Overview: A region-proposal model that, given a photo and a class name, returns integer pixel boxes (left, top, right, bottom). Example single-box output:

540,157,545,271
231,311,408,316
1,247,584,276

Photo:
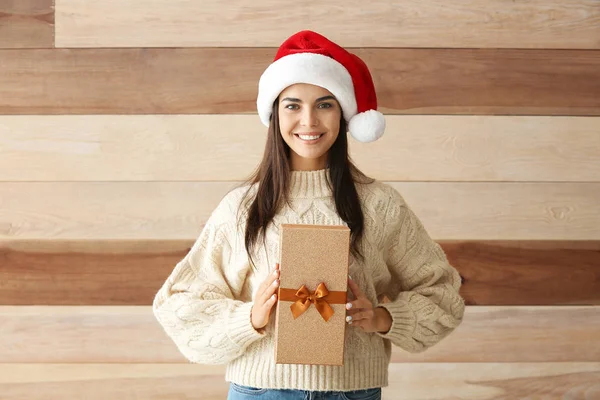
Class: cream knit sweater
153,168,465,391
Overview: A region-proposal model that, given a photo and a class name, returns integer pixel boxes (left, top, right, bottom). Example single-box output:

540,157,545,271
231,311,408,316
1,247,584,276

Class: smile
294,133,325,142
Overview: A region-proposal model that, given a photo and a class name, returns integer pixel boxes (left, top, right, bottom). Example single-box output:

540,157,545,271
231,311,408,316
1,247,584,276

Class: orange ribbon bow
278,282,347,322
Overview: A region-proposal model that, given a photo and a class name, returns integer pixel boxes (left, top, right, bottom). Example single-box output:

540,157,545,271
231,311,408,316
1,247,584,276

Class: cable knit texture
153,168,465,391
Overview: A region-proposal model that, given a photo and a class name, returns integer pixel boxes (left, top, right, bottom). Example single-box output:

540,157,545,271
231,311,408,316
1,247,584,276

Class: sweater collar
289,168,332,199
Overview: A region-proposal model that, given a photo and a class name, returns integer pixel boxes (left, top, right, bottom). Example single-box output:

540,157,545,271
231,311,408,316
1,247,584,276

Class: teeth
298,134,322,140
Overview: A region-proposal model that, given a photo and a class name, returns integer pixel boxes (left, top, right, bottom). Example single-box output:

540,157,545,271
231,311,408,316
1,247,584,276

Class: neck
289,153,328,171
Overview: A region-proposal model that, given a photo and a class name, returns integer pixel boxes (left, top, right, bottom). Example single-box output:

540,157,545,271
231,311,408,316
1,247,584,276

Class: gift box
274,224,350,366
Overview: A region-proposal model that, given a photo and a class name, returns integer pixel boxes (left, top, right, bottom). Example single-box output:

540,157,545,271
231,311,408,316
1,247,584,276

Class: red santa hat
257,30,386,143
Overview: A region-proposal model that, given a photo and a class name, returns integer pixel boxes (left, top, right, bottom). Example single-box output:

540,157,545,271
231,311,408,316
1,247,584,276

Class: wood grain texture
54,0,600,49
394,306,600,363
0,0,54,48
1,182,599,240
385,363,600,400
1,49,599,115
2,115,599,182
1,306,598,363
0,240,186,305
0,181,236,240
2,240,600,306
445,241,600,306
0,364,229,400
1,363,599,399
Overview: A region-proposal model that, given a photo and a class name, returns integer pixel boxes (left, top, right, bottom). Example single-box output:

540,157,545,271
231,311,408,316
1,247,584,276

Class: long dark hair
236,98,374,268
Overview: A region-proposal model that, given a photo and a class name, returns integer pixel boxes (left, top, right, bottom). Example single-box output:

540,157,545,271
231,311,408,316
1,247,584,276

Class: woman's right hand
251,263,280,331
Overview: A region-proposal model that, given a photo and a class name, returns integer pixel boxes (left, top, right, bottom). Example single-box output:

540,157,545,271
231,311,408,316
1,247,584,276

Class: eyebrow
281,95,336,103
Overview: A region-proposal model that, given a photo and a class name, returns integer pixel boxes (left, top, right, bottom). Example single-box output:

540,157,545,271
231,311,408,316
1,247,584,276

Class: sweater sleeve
152,205,264,365
375,188,465,353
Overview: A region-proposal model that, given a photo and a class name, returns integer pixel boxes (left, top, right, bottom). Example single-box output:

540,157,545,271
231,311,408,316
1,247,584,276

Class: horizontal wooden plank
2,115,599,182
0,363,221,384
394,306,600,363
1,306,598,363
2,240,600,306
386,363,600,399
1,49,599,115
0,181,233,240
1,182,598,241
0,0,54,48
0,240,185,305
445,240,600,306
0,364,229,399
54,0,600,49
1,363,599,399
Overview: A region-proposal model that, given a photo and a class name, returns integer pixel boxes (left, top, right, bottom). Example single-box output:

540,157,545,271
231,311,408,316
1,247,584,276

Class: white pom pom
348,110,386,143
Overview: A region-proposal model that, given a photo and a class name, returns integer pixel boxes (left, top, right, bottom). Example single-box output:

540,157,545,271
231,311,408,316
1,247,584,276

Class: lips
294,132,325,142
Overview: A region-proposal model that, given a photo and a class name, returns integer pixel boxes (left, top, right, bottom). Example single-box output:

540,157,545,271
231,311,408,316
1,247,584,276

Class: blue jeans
227,383,382,400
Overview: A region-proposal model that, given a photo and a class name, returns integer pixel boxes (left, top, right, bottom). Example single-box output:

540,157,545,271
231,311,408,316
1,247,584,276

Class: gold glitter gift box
274,224,350,365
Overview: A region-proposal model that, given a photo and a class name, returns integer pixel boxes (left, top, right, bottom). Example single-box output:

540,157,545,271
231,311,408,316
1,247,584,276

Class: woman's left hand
345,276,392,333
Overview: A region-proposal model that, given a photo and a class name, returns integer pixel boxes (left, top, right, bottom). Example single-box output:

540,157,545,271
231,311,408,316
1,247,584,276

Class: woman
153,30,465,400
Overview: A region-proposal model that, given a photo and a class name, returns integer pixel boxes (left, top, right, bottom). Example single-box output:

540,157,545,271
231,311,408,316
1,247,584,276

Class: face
278,83,342,171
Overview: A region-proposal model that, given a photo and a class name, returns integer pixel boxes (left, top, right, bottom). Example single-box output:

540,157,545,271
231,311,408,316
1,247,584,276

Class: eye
285,104,299,110
318,102,333,109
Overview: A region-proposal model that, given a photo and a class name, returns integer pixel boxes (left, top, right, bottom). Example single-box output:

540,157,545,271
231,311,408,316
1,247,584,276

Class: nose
300,108,318,127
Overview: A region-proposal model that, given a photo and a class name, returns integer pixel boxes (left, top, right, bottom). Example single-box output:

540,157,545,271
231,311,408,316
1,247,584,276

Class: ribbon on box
278,282,347,322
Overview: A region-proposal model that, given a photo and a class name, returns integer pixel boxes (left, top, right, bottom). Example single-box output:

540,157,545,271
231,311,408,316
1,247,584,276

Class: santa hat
257,30,385,143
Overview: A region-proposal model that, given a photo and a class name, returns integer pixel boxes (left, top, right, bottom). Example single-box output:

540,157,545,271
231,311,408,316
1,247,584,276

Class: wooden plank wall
1,0,600,398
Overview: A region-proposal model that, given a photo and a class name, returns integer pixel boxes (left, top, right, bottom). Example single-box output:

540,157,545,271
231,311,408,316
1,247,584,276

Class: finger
350,319,365,329
256,265,278,304
265,292,277,311
345,297,371,312
346,308,360,316
258,264,279,297
259,274,279,307
346,308,367,317
347,276,364,300
348,310,373,322
254,292,278,328
346,316,366,330
346,304,370,315
265,263,281,307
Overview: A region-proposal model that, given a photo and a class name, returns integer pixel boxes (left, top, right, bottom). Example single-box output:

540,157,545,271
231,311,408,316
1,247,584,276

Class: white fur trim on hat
257,53,358,126
348,110,386,143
